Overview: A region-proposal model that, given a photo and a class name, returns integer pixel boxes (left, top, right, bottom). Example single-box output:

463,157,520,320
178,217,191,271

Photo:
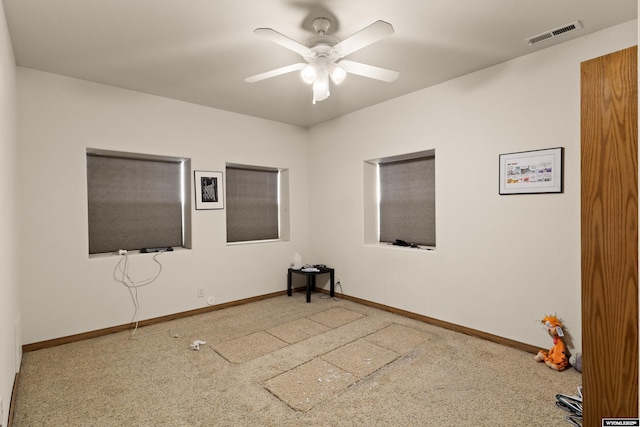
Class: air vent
525,20,583,46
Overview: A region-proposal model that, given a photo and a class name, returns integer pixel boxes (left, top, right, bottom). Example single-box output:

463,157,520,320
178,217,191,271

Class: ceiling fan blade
254,28,312,56
244,63,306,83
334,20,394,57
339,60,399,82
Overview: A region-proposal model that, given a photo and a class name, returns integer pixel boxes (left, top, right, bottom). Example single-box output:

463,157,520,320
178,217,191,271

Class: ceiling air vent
525,20,583,46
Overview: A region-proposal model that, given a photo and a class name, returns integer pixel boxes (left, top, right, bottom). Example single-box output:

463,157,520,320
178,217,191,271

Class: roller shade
379,156,435,246
87,154,182,254
226,166,278,242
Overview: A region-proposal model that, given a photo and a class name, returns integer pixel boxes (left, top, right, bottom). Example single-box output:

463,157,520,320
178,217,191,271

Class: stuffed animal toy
534,314,570,371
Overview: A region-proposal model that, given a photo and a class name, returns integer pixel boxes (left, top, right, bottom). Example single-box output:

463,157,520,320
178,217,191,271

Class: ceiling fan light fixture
329,64,346,84
301,64,316,84
312,70,330,104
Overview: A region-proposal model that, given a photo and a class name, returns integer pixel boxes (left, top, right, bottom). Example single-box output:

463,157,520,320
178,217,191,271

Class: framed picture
499,147,563,195
194,170,224,210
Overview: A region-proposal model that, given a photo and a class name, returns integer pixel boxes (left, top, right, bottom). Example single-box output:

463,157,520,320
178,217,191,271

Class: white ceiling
3,0,637,128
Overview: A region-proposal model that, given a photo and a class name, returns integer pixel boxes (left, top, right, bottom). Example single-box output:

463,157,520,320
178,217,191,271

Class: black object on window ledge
140,247,173,253
393,239,419,248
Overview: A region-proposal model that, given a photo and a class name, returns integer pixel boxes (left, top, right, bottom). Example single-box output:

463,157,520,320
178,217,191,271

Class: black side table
287,267,335,303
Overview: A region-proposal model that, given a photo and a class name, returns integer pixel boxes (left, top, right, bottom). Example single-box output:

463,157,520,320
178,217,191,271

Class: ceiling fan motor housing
304,44,341,63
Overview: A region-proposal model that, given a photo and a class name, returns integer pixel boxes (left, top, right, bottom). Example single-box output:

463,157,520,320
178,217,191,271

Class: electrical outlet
197,288,204,298
118,249,127,256
207,296,215,306
336,276,342,285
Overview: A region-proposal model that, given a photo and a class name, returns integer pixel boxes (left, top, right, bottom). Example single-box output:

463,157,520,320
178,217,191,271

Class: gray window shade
87,155,183,254
226,166,278,243
379,156,435,246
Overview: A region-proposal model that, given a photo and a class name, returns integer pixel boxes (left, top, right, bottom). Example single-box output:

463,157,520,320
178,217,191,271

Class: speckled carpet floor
13,293,582,426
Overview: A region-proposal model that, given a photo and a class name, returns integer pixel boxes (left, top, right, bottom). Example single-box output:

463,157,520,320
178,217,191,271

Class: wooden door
581,45,638,426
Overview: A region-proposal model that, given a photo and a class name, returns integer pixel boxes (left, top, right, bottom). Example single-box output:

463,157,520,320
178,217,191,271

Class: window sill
226,239,287,246
89,246,188,259
365,242,436,251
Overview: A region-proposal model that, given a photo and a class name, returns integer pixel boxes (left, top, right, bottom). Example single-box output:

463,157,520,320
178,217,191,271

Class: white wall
0,1,18,425
17,69,310,344
307,20,638,353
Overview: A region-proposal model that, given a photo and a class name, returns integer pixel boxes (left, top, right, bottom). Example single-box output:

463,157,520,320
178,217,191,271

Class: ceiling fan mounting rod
312,17,331,35
307,18,339,51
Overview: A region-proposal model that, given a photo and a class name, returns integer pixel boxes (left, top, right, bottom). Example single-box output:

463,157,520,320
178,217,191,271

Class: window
226,164,290,243
364,150,435,247
86,149,191,254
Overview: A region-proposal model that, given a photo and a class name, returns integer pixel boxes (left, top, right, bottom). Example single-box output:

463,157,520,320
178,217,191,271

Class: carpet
12,292,582,426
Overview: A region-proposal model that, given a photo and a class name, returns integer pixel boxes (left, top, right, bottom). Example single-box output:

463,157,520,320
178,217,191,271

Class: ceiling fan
244,17,399,104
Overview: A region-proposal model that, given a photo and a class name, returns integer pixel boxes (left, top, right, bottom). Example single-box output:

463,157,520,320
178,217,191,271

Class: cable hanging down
113,252,175,339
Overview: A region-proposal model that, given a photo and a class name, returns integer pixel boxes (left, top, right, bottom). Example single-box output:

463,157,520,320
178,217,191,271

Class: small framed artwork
499,147,563,195
194,170,224,210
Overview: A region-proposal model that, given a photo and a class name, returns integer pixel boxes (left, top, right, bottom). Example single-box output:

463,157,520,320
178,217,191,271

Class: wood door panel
581,46,638,426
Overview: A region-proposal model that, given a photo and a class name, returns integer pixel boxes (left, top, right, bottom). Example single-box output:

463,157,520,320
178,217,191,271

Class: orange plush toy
534,315,570,371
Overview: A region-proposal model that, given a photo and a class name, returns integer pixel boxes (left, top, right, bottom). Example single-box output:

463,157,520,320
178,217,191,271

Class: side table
287,267,335,303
